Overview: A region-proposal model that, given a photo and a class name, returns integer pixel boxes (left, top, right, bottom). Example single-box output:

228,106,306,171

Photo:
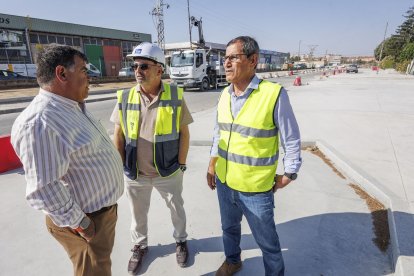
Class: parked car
118,67,135,77
86,63,101,77
346,64,358,73
0,70,36,80
87,70,100,78
293,63,307,70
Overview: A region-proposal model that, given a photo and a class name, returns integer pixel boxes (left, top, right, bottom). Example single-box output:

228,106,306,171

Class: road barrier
293,76,302,86
0,135,22,173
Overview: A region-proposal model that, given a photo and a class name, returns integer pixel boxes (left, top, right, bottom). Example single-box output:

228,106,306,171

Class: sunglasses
131,63,158,71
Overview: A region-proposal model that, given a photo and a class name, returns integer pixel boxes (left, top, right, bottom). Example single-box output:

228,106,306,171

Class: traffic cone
293,76,302,86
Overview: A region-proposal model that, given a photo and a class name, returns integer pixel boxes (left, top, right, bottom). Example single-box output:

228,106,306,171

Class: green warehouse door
84,45,106,76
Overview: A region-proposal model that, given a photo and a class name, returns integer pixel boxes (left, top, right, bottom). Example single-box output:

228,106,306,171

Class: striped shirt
11,89,124,228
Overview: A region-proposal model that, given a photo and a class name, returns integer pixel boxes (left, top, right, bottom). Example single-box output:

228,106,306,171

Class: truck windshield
171,53,194,67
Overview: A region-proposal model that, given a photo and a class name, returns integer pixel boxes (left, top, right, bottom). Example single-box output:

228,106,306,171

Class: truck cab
170,49,208,89
169,48,227,91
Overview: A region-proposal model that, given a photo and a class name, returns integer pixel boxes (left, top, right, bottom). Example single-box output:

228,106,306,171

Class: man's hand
76,217,96,242
272,174,292,193
207,157,218,190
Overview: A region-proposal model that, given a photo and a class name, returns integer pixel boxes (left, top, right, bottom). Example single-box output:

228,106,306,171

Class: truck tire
200,77,209,91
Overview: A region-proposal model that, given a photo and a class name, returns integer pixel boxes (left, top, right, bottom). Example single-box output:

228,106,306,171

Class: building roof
0,13,151,42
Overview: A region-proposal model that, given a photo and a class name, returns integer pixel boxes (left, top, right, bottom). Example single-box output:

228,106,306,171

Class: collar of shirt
136,82,165,106
228,74,261,98
39,88,82,111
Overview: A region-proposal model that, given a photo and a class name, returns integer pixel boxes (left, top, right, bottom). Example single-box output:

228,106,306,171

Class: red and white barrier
0,135,22,173
293,76,302,86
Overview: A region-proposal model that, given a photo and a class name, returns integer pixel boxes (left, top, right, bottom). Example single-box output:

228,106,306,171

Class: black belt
87,204,116,217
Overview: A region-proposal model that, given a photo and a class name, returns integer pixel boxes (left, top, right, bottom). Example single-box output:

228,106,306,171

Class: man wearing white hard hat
110,42,193,274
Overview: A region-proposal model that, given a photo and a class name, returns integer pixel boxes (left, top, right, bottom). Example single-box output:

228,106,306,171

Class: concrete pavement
1,68,413,275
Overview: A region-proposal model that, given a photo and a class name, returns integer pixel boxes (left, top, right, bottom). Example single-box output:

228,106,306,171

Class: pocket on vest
124,144,137,177
155,140,179,170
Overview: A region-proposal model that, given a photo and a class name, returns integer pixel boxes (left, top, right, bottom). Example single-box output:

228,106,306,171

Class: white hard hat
127,42,165,67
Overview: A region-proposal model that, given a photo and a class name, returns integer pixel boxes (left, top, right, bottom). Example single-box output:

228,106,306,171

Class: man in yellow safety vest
111,42,193,274
207,36,302,276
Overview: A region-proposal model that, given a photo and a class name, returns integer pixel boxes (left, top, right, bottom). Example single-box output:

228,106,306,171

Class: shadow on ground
134,212,411,275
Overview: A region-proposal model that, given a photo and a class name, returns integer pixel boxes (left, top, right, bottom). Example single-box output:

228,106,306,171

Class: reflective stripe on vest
216,80,282,192
117,83,183,179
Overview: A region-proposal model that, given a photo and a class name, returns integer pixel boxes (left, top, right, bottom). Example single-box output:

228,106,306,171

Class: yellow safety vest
216,80,282,192
117,83,183,179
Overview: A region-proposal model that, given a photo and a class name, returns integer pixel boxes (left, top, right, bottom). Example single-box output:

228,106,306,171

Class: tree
374,6,414,62
399,43,414,61
380,56,395,69
290,56,300,62
396,6,414,44
374,35,404,60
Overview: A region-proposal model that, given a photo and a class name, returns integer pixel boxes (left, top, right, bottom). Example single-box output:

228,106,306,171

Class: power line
173,0,257,40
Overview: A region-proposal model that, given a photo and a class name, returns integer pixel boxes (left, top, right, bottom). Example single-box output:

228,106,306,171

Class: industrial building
0,13,151,76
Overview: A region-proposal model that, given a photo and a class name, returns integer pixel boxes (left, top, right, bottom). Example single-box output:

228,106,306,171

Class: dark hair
36,44,88,85
226,36,259,57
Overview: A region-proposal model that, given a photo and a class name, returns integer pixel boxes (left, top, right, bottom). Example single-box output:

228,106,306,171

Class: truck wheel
200,77,209,91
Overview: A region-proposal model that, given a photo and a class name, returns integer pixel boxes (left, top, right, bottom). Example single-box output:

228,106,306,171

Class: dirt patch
349,183,390,252
305,146,346,179
305,146,390,252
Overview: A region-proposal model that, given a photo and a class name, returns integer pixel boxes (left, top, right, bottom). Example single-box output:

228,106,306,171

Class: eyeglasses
131,63,158,71
223,54,248,63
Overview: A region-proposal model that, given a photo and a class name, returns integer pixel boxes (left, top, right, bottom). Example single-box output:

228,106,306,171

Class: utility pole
298,40,302,60
187,0,193,49
151,0,169,50
378,21,388,63
308,44,318,62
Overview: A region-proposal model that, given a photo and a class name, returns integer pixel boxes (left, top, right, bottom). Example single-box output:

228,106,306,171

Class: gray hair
226,36,259,57
36,44,88,86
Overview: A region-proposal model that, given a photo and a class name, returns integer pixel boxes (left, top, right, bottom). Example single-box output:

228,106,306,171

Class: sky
2,0,413,56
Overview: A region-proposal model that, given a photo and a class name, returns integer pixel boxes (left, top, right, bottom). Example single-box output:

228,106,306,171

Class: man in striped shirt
11,44,124,276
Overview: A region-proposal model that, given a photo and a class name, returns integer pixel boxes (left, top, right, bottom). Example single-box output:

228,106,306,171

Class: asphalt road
0,71,324,136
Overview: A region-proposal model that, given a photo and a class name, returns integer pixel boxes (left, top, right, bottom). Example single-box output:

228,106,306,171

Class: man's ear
56,65,66,82
250,54,258,68
158,66,164,76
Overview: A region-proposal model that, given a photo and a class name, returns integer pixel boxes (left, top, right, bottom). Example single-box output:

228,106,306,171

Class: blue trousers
216,177,284,276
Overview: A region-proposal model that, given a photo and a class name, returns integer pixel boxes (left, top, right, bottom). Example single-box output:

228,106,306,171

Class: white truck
168,16,227,90
169,48,227,91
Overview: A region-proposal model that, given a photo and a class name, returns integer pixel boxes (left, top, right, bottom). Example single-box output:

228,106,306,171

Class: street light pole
187,0,193,49
298,40,302,60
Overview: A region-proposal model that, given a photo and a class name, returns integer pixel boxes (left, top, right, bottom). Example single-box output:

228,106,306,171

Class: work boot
215,260,242,276
176,241,188,267
128,245,148,275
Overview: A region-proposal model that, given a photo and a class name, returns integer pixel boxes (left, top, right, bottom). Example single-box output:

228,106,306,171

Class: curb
303,140,414,276
0,89,120,105
0,95,117,115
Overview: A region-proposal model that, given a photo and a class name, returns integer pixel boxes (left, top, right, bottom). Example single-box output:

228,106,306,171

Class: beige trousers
45,205,117,276
125,170,187,247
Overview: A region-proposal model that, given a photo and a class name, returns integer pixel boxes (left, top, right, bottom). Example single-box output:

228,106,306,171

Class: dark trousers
45,204,117,276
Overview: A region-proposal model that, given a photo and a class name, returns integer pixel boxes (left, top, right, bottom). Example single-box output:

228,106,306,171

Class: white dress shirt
11,89,124,228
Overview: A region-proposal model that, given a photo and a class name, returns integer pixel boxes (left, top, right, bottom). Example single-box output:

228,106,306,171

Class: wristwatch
179,164,187,172
75,216,91,232
284,172,298,181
